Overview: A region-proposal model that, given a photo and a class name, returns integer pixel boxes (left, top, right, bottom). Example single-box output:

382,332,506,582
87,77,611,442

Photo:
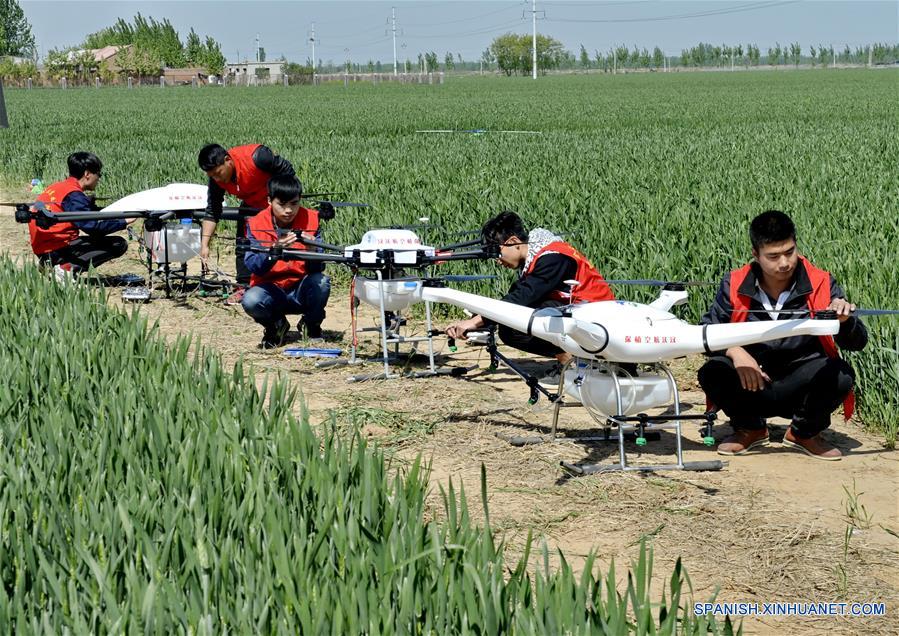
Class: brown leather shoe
717,428,769,456
782,429,842,461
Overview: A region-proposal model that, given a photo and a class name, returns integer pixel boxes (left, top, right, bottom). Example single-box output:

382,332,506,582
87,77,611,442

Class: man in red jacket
29,151,135,279
699,210,867,460
241,175,331,349
198,143,295,303
446,210,614,386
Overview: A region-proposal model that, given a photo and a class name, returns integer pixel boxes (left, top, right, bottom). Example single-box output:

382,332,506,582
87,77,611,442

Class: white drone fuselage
421,286,839,363
420,287,840,415
348,229,435,312
102,183,208,212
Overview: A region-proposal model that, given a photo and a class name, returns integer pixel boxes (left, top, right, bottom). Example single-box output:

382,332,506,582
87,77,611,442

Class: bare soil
2,204,896,635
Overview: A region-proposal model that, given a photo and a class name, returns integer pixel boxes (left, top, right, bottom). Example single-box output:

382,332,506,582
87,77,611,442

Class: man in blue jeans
242,175,331,348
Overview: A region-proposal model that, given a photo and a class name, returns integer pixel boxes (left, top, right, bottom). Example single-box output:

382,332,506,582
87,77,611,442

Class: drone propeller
301,191,343,199
606,279,715,287
732,308,899,318
436,238,484,252
314,201,370,208
392,274,497,284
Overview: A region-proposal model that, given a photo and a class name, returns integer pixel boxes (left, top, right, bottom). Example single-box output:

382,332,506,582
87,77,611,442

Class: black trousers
235,217,251,286
697,354,854,438
497,299,566,358
40,235,127,271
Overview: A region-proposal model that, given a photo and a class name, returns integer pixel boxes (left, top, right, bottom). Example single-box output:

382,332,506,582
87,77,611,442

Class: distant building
67,45,133,72
163,67,208,85
226,60,284,85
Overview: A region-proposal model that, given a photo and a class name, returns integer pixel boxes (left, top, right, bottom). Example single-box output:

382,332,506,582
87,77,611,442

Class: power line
401,3,521,28
545,0,803,24
403,18,527,40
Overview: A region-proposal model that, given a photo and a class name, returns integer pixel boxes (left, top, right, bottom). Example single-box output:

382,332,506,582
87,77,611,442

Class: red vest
729,256,854,419
29,177,83,254
247,206,320,289
524,241,614,303
215,144,270,211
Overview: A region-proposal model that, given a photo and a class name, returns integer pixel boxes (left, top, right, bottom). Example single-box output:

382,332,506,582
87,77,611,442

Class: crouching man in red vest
446,211,614,387
198,143,296,303
698,210,867,460
29,151,135,278
241,175,331,349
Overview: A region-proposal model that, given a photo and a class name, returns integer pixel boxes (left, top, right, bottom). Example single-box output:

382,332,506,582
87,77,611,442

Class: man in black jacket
446,211,613,386
699,210,867,460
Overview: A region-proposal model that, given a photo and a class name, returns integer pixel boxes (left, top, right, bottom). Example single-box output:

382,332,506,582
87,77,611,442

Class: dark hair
198,144,229,171
67,151,102,179
749,210,797,250
481,210,529,246
268,174,303,203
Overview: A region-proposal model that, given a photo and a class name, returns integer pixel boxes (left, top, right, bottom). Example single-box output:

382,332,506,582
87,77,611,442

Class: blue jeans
241,272,331,328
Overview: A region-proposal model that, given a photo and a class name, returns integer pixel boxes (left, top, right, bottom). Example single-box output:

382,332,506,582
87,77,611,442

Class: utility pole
309,23,316,80
531,0,537,79
391,7,398,76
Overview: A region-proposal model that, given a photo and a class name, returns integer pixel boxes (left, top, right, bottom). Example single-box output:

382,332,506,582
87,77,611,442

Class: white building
226,60,283,85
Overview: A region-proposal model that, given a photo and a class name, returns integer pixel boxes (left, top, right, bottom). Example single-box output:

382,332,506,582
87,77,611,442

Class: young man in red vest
198,143,296,303
241,175,331,349
28,151,135,279
698,210,867,460
446,210,614,386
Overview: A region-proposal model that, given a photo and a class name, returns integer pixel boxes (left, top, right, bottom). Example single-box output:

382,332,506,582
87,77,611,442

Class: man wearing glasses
28,151,136,280
445,210,614,386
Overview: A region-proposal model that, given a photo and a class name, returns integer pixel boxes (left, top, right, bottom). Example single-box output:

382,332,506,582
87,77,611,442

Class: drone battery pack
143,224,201,264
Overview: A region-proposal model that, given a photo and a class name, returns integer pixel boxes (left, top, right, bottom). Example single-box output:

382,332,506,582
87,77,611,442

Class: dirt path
2,204,896,634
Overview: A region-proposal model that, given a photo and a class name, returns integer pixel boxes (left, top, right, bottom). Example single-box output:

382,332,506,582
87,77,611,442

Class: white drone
416,285,853,474
254,227,496,381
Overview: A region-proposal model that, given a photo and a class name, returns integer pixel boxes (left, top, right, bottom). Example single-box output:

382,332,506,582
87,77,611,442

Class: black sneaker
260,318,289,349
297,318,325,342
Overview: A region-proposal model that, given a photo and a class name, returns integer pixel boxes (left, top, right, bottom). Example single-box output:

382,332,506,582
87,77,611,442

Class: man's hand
200,219,217,265
275,231,298,248
446,317,480,340
727,346,771,392
125,217,138,226
828,298,855,322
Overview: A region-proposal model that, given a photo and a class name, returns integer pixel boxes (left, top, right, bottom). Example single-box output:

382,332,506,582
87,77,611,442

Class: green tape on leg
635,437,647,447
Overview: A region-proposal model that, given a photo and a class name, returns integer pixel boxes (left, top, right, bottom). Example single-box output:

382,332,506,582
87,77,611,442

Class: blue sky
21,1,898,64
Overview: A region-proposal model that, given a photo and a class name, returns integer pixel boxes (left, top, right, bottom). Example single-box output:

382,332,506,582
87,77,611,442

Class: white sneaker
53,264,76,283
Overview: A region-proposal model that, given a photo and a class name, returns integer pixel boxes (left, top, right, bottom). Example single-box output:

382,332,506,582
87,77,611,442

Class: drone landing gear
321,272,472,381
484,330,724,474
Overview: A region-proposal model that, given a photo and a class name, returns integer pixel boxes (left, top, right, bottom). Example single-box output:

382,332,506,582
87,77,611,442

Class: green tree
489,33,524,76
0,0,35,57
579,44,590,70
652,47,664,69
201,36,226,77
185,28,203,66
790,41,801,66
444,51,454,71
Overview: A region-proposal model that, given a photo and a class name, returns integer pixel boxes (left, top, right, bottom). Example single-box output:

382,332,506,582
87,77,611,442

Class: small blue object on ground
282,348,342,358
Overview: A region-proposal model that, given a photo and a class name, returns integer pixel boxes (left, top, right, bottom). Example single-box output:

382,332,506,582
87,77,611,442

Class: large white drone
15,183,354,299
417,283,894,474
252,228,496,381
